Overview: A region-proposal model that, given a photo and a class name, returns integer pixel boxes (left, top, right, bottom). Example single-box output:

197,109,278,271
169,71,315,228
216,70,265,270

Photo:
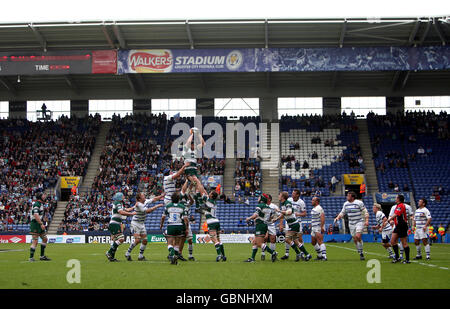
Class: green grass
0,242,449,289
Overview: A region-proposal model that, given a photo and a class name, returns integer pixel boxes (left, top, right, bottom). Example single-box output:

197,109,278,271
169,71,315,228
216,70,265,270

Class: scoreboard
0,50,116,75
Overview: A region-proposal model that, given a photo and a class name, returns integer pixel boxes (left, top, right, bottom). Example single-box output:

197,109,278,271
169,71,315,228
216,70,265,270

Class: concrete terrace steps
356,119,379,194
47,201,68,234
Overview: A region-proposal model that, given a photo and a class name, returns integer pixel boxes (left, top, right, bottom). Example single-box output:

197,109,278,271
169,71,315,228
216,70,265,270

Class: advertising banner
86,235,134,244
376,192,411,204
343,174,365,185
118,46,450,74
0,50,117,76
200,175,222,189
60,176,81,189
196,233,254,244
0,235,26,243
26,235,85,244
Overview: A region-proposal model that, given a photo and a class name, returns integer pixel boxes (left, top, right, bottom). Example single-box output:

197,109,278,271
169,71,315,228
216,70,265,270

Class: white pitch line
327,244,449,271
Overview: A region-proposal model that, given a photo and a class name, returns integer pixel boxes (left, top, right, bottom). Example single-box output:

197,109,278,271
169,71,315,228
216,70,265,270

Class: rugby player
105,192,136,262
280,189,306,260
245,193,278,263
203,190,227,262
182,129,208,196
372,203,395,259
279,191,311,261
334,191,369,260
260,194,279,261
29,192,51,262
160,192,189,265
163,163,188,206
388,199,413,259
310,197,327,261
125,192,165,261
178,180,196,261
413,198,432,260
387,195,411,263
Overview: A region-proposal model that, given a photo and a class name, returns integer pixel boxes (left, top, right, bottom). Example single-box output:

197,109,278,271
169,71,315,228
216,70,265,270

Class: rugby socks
188,243,193,257
251,246,258,259
139,244,146,258
261,243,273,254
30,246,36,259
40,243,46,257
425,244,431,258
404,246,410,261
284,242,290,256
386,247,394,256
314,243,322,257
215,243,222,256
320,244,327,259
108,240,121,257
126,242,137,256
168,245,175,257
174,246,180,256
298,242,309,255
356,241,363,255
261,245,266,256
290,242,301,254
269,243,276,252
416,244,422,256
398,242,404,258
393,244,399,259
219,243,225,257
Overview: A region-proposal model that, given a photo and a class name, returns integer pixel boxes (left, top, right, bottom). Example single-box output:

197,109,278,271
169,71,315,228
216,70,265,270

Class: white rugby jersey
376,211,392,232
163,175,176,201
311,205,324,229
132,198,155,224
414,207,432,229
340,199,366,226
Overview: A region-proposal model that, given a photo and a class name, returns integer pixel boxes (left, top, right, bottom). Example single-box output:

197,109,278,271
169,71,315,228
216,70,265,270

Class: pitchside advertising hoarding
118,46,450,74
0,50,116,75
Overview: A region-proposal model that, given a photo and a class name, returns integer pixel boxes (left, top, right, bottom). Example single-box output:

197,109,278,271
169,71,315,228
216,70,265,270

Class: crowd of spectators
234,158,261,199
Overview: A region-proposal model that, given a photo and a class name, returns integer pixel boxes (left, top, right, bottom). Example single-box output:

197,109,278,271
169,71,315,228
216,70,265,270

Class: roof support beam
346,20,415,34
391,71,401,91
346,32,405,43
0,77,17,96
408,20,420,46
126,74,138,94
339,20,347,47
112,24,127,49
64,75,79,94
265,19,269,48
186,21,194,49
419,19,432,45
28,23,47,52
101,24,116,49
433,18,447,46
401,71,411,89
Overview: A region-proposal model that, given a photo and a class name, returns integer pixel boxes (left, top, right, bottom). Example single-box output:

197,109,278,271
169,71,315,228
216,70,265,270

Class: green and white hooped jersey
255,203,275,225
182,145,200,169
288,197,306,222
109,201,124,225
164,202,188,226
204,198,219,224
30,201,43,223
281,200,298,227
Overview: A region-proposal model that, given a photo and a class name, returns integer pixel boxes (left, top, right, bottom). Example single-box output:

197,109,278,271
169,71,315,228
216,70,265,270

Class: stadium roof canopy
0,17,449,100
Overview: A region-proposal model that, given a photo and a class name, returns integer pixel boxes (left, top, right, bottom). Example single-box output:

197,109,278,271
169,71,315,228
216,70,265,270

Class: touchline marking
327,244,449,271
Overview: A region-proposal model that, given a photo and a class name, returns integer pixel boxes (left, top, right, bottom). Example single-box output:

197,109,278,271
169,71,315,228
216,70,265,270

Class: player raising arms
178,180,196,261
413,198,432,260
279,191,312,261
372,203,395,259
261,194,279,261
280,189,306,260
160,192,189,265
245,193,278,263
203,190,227,262
29,192,51,262
387,194,411,264
334,191,369,260
311,197,327,261
163,163,188,206
125,192,165,261
106,192,136,262
182,128,208,196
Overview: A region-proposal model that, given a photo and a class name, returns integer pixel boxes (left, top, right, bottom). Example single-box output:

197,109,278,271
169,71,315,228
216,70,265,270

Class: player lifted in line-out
310,197,327,261
163,163,188,206
245,193,278,262
372,203,395,259
387,194,411,264
279,191,312,261
125,192,165,261
280,189,307,260
160,192,190,265
106,192,136,262
261,194,279,261
178,180,197,261
29,192,51,262
182,128,208,196
334,191,369,260
388,199,413,260
413,198,432,260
